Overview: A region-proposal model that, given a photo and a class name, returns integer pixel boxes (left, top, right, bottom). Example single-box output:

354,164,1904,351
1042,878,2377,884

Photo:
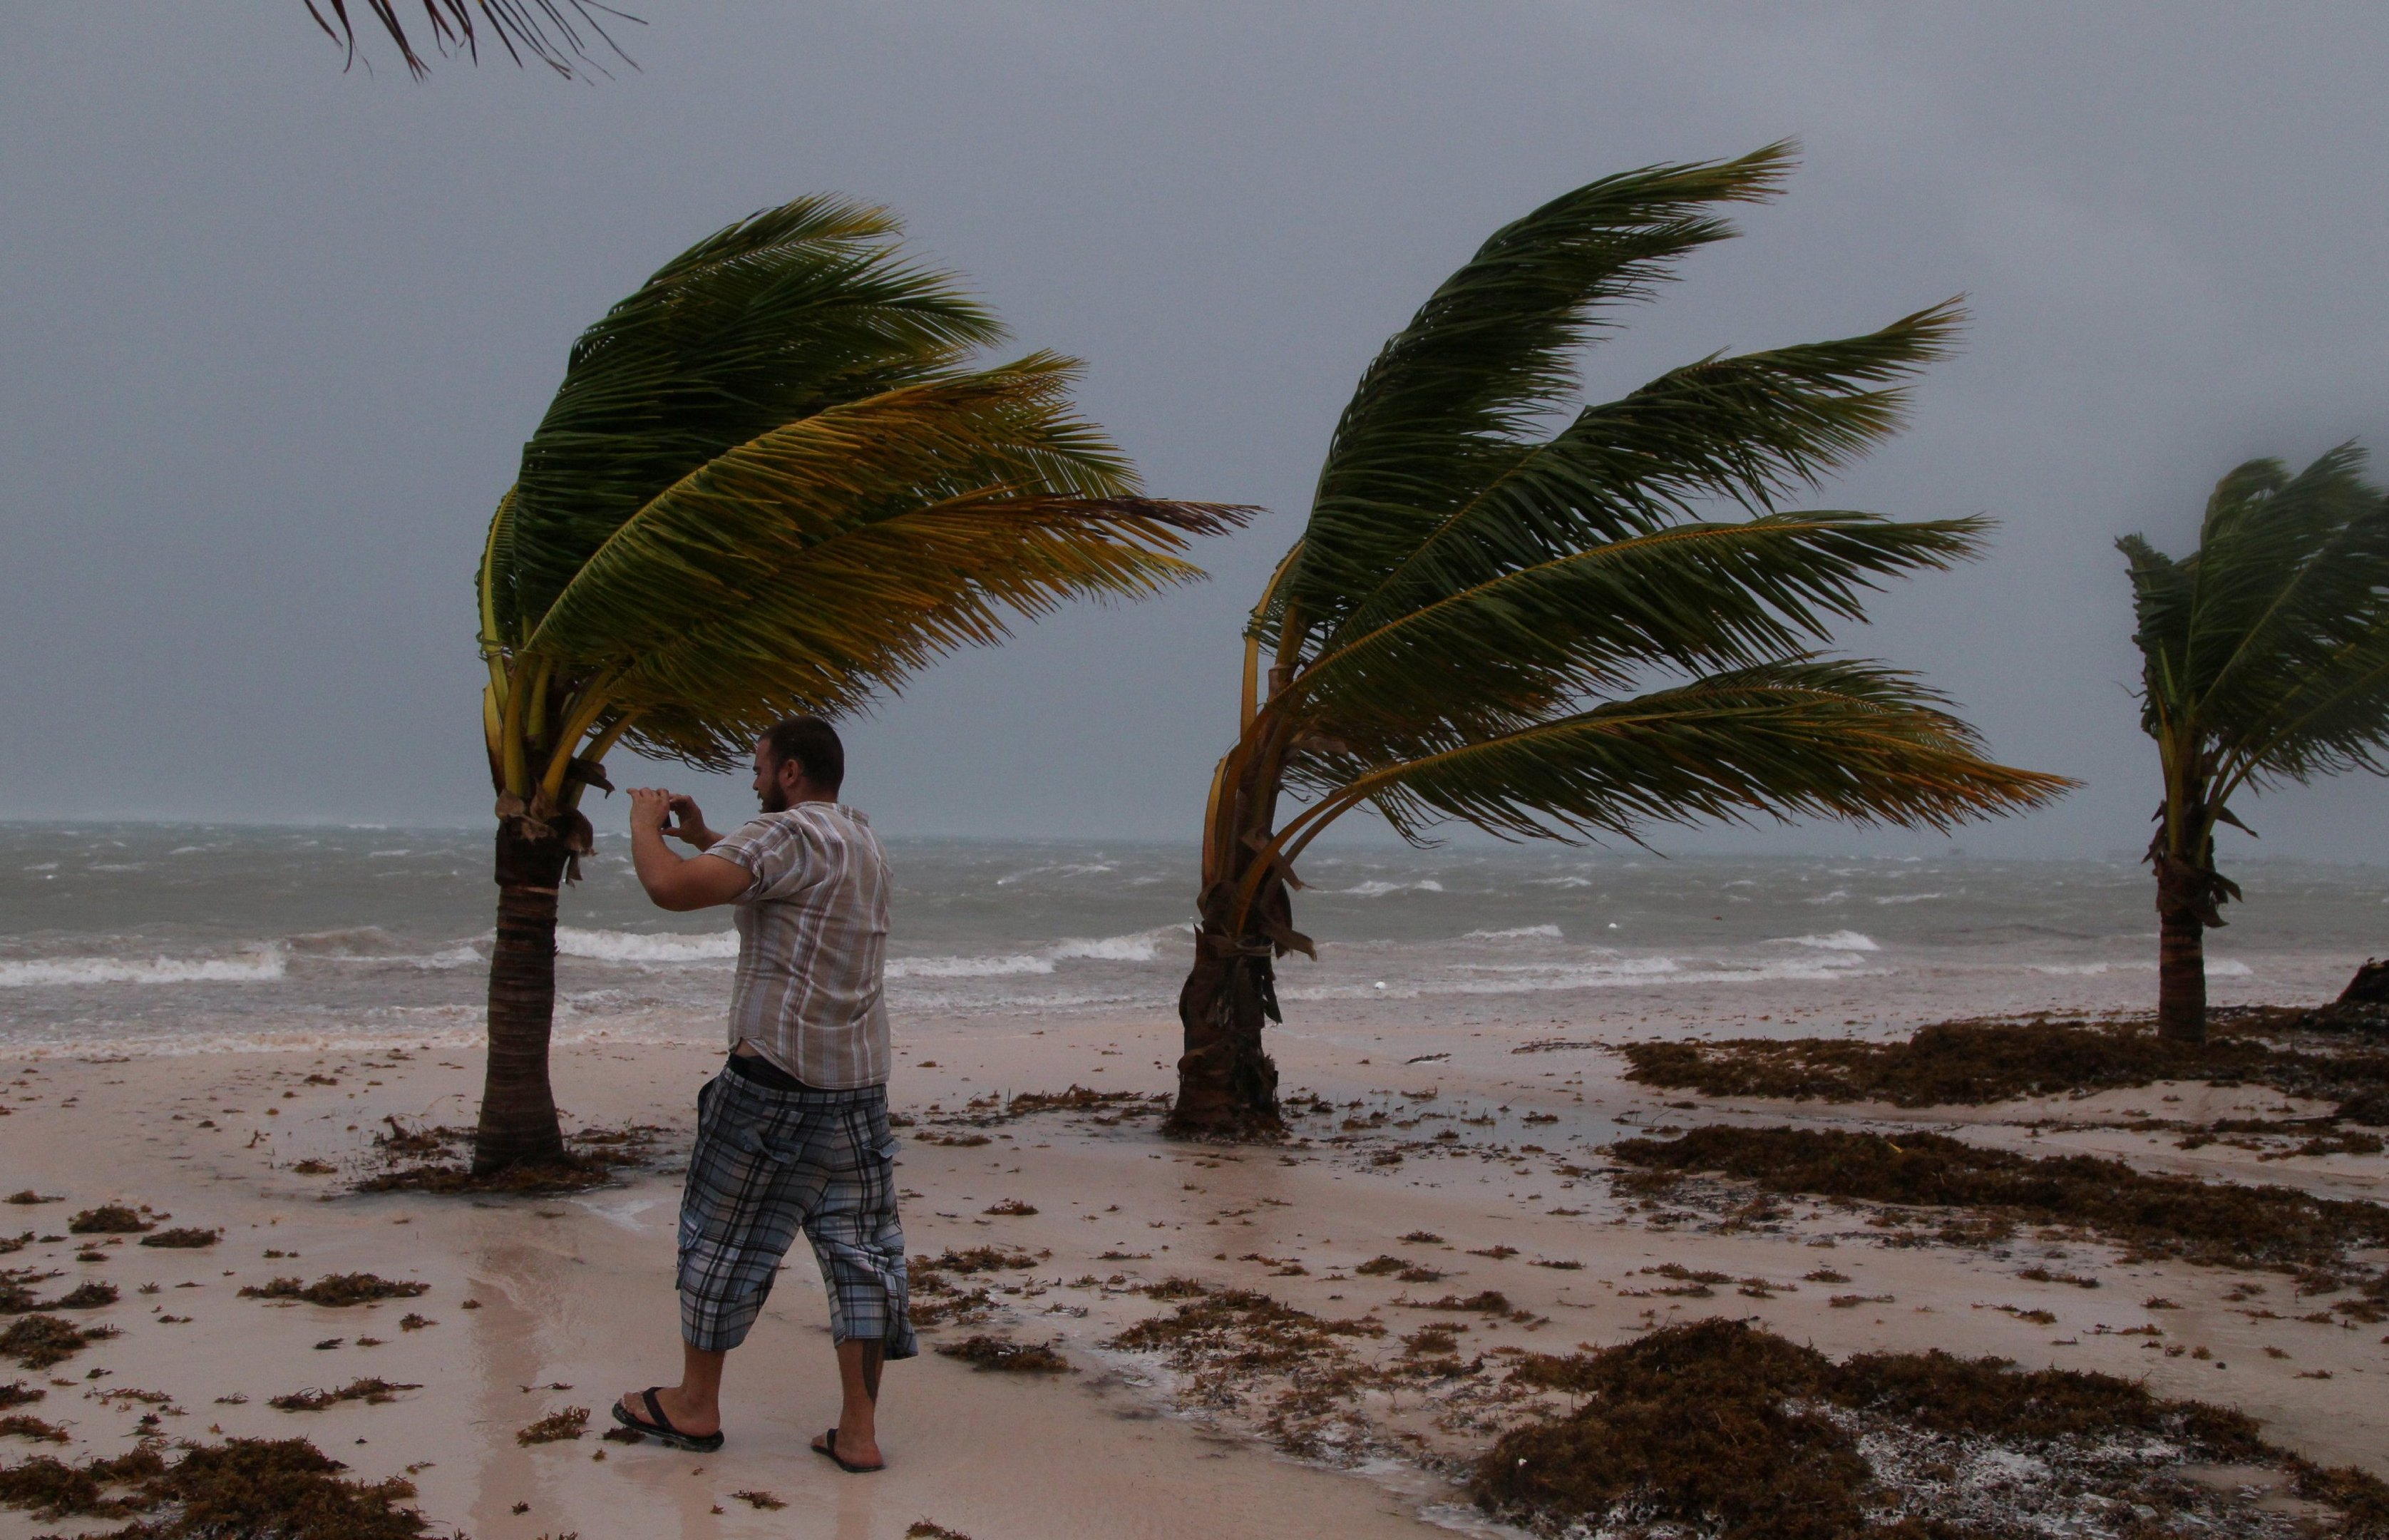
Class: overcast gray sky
4,3,2388,861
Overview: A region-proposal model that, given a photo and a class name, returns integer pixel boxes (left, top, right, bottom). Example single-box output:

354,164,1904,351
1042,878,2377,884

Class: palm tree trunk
2154,855,2209,1045
1168,929,1283,1136
473,822,572,1171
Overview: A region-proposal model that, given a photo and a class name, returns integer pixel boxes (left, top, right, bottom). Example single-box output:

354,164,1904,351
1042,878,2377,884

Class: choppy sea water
4,823,2387,1057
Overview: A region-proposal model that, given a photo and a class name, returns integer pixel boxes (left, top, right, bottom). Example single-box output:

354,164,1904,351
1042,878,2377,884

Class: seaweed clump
1611,1125,2389,1280
353,1121,655,1196
0,1314,119,1370
1107,1285,1389,1456
906,1246,1050,1331
934,1335,1072,1373
67,1206,153,1235
1620,1018,2301,1106
0,1437,426,1536
138,1228,221,1249
515,1407,589,1445
238,1275,429,1308
1477,1318,2384,1540
267,1378,421,1412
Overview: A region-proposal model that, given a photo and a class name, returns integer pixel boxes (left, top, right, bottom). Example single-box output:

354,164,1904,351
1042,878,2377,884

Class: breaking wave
555,928,739,963
0,948,287,987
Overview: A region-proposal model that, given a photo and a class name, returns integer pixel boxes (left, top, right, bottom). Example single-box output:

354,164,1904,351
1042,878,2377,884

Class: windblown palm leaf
304,0,638,79
2120,445,2389,1040
1172,145,2068,1134
468,196,1245,1171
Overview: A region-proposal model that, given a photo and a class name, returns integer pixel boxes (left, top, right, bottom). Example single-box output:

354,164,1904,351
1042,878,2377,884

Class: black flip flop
610,1388,725,1452
811,1427,883,1474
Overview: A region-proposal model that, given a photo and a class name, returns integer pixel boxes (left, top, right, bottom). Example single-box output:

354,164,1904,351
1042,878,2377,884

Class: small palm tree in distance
2120,446,2389,1043
1171,143,2072,1136
473,196,1246,1172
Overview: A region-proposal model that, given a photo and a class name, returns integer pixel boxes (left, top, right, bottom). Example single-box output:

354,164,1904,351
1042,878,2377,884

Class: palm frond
1296,659,2070,847
1280,143,1799,647
2184,447,2389,725
520,359,1250,768
304,0,639,80
2123,446,2389,795
498,197,1005,631
1284,513,1985,749
1310,303,1964,644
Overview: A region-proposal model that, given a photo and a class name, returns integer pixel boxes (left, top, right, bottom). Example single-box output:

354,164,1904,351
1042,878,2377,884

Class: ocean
3,822,2385,1059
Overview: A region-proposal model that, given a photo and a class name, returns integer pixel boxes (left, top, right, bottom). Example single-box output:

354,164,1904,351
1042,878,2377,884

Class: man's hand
627,789,750,912
628,786,673,833
665,793,720,850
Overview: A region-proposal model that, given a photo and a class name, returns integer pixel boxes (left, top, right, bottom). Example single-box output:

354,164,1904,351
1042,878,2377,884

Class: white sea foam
1049,926,1187,963
886,953,1053,978
1283,951,1884,1002
1335,879,1447,897
0,947,287,987
2026,958,2249,977
995,862,1118,885
888,927,1185,978
1872,893,1945,905
1779,930,1880,952
554,927,739,963
1464,925,1563,940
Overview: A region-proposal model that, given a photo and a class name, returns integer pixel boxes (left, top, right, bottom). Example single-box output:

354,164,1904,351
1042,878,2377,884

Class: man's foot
811,1426,883,1473
612,1387,724,1452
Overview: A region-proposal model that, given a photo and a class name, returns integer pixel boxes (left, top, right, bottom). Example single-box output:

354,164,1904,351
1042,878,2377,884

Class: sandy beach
4,995,2385,1539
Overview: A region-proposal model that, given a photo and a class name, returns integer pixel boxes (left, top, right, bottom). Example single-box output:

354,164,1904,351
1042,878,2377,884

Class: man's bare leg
810,1339,884,1467
617,1340,726,1437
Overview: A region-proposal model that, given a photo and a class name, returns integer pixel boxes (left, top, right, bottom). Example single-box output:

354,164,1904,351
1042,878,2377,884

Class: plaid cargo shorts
675,1061,916,1358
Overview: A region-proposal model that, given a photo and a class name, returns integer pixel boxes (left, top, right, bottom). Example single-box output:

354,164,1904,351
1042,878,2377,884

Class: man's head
751,717,845,813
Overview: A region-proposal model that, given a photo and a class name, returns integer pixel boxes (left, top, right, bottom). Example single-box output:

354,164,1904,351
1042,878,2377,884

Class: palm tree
1170,144,2071,1136
473,196,1244,1171
2120,446,2389,1044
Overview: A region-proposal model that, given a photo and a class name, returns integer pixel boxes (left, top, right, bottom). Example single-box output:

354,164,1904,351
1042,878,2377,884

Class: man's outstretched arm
628,788,751,912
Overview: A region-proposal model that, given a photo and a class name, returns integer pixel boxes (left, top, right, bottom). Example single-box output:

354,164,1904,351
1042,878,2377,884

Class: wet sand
3,1006,2385,1539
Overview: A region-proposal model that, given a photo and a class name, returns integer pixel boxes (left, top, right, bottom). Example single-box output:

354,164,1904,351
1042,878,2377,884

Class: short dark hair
760,716,844,794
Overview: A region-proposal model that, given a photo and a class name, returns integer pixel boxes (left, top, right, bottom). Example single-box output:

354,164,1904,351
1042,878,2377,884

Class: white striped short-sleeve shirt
706,804,891,1089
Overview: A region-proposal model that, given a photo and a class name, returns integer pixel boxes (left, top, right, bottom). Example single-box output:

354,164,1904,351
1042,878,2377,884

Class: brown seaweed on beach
354,1121,651,1196
44,1280,117,1310
238,1274,429,1308
0,1415,67,1443
1622,1015,2389,1108
0,1436,426,1535
914,1246,1041,1275
515,1407,589,1444
3,1194,60,1207
1612,1125,2389,1281
1108,1285,1392,1457
268,1378,421,1412
353,1156,614,1196
934,1335,1072,1373
67,1205,153,1235
138,1228,221,1249
0,1383,43,1410
0,1314,118,1370
1478,1318,2389,1539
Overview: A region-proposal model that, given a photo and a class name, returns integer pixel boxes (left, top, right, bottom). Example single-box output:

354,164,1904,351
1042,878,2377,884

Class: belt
727,1050,816,1094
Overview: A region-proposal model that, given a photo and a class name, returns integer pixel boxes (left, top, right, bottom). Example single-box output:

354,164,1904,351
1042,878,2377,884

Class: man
610,716,908,1474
